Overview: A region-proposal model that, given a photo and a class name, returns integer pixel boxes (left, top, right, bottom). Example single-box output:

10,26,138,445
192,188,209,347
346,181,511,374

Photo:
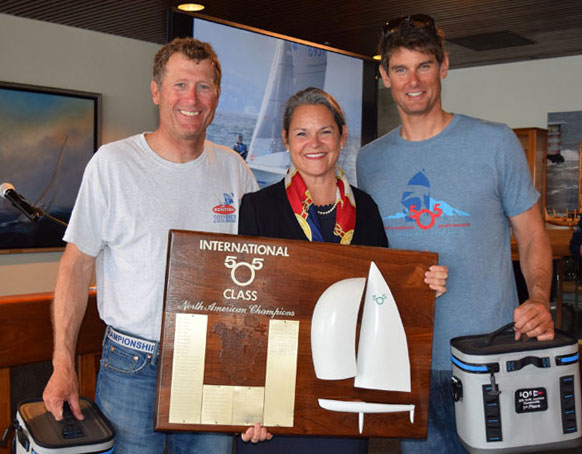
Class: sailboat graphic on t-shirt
385,170,470,230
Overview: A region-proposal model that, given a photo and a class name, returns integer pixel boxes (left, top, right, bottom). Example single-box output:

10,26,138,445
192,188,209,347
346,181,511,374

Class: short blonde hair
153,37,221,89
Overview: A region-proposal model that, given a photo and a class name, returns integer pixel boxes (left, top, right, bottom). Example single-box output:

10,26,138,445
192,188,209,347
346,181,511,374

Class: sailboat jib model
311,261,414,433
355,262,410,392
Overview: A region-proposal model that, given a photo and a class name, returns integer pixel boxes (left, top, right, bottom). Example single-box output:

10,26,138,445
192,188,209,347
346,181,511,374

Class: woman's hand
241,423,273,444
425,265,448,298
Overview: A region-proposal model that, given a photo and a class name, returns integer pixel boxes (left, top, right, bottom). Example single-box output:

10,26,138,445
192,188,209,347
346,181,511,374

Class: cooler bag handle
482,322,515,347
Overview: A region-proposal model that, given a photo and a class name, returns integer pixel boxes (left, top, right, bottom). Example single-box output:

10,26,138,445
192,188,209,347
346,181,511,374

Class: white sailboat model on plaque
311,261,415,433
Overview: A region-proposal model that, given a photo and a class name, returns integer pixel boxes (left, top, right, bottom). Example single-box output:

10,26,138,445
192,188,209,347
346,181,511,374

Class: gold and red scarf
284,164,356,244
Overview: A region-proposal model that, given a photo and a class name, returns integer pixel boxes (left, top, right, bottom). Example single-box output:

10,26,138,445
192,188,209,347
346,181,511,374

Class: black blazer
238,179,388,247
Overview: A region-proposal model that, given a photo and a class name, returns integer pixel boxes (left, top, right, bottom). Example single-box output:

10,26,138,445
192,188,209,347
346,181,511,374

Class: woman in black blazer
238,88,448,453
238,176,388,247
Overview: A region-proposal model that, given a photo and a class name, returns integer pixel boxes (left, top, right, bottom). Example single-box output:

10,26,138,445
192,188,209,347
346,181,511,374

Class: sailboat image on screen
311,261,415,433
248,40,327,186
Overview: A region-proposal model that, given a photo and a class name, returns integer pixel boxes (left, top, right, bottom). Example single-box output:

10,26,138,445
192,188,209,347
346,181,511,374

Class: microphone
0,182,42,222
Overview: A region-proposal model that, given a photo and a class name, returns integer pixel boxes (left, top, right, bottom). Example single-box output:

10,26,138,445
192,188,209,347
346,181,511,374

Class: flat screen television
169,10,377,186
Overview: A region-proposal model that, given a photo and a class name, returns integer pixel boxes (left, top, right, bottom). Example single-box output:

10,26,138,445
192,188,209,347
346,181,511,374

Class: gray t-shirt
356,114,539,369
65,133,258,340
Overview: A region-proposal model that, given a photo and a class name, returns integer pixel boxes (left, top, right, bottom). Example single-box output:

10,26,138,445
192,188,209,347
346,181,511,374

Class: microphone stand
42,211,68,228
1,182,68,228
3,203,68,228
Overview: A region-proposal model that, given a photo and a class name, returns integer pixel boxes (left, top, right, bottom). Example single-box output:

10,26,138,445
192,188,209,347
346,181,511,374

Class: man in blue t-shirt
357,14,554,453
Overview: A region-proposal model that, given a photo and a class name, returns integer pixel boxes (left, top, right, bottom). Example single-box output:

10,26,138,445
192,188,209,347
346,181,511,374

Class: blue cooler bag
450,323,581,453
14,398,115,454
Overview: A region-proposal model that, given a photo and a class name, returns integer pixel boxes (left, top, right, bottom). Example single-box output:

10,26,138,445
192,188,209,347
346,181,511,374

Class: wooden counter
0,291,104,454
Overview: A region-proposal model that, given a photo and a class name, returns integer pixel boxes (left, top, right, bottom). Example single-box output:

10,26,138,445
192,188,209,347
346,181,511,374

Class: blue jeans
401,370,468,454
96,329,233,454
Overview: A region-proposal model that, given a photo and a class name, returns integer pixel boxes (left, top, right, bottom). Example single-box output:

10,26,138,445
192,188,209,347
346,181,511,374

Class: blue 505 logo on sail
373,294,387,305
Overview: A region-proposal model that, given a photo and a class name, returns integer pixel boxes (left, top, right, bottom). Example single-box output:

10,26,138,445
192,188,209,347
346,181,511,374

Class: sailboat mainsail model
311,261,415,433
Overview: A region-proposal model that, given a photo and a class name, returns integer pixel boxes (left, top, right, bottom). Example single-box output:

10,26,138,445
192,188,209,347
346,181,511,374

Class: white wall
443,55,582,129
0,13,160,296
378,55,582,135
378,54,582,133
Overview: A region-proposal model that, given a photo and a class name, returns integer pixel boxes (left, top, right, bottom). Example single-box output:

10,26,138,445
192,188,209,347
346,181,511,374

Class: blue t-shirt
356,114,539,370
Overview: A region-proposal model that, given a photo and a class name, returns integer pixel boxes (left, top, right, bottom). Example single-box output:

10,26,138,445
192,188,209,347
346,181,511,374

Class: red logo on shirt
408,204,443,230
213,205,236,215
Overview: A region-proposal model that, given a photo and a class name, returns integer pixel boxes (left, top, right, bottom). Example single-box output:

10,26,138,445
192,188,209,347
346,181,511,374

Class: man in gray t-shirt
357,14,553,454
42,38,260,453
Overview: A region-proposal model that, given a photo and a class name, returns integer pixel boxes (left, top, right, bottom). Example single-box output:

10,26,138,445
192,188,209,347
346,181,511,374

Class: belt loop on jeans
106,326,159,364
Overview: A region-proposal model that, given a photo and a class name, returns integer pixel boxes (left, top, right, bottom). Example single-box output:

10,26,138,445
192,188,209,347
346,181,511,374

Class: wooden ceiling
1,0,581,68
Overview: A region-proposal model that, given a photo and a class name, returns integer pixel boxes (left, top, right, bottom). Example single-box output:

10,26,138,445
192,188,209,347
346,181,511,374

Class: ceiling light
372,55,382,61
177,3,205,12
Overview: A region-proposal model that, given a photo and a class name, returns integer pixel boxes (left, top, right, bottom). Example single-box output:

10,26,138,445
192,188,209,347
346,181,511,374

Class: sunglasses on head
382,14,436,38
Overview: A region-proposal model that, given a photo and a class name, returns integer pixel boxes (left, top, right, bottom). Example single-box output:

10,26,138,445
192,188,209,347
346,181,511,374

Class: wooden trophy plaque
155,230,437,438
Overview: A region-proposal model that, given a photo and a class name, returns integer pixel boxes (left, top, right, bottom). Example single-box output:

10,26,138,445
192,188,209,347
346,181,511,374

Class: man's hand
425,265,448,298
43,363,84,421
513,297,554,341
241,423,273,444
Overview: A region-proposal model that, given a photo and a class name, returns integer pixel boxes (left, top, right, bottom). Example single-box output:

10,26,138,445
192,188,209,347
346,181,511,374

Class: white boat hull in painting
310,261,413,433
247,151,290,187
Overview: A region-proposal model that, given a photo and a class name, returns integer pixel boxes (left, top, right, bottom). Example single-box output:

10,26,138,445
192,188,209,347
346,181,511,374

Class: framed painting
546,111,582,214
0,81,101,252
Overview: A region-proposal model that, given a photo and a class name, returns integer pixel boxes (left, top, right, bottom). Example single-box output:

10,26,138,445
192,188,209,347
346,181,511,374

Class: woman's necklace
316,200,338,216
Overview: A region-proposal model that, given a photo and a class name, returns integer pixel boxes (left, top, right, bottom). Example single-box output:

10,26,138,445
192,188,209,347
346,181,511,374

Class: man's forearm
51,244,95,368
511,204,554,340
518,229,552,307
511,203,553,307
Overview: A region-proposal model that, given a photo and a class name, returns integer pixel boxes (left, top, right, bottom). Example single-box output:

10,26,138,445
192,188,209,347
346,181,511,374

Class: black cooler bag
450,323,581,453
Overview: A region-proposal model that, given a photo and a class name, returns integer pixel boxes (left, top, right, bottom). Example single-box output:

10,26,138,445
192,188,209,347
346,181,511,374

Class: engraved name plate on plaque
155,230,437,438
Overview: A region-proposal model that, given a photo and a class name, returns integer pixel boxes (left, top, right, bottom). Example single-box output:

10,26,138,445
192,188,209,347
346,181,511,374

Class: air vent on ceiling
447,31,536,51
